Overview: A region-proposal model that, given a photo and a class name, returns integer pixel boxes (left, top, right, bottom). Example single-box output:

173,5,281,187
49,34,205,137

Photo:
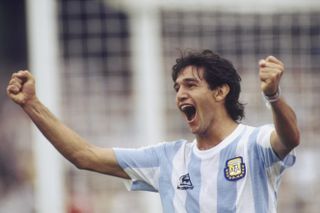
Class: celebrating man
7,50,299,212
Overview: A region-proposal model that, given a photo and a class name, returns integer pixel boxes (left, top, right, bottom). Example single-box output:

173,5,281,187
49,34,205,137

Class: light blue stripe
131,180,157,192
248,127,296,213
264,148,280,167
185,152,201,213
159,140,185,213
264,147,296,171
282,154,295,167
114,147,160,169
248,128,269,213
279,153,296,175
217,133,243,213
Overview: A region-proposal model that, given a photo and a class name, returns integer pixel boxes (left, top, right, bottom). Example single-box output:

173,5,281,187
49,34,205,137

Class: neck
196,118,239,150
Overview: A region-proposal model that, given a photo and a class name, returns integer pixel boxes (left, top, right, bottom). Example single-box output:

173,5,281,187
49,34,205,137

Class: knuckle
7,85,14,93
10,79,20,86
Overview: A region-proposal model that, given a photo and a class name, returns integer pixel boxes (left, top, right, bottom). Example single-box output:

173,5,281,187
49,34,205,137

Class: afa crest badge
224,156,246,181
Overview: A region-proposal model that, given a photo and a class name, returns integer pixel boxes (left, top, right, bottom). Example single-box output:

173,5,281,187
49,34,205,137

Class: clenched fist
259,56,284,96
7,70,37,106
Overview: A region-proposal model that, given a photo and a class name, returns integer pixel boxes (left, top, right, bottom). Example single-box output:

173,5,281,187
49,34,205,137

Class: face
174,66,219,135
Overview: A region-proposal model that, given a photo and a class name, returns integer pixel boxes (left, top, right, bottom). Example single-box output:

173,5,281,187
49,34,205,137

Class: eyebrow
173,78,200,89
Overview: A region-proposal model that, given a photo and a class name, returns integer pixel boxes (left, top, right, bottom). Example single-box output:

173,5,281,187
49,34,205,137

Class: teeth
180,104,193,111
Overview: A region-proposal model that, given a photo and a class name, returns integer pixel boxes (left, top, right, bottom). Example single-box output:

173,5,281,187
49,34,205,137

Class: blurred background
0,0,320,212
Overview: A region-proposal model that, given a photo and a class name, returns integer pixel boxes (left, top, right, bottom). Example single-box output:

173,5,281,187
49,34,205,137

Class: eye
173,84,180,93
186,82,196,89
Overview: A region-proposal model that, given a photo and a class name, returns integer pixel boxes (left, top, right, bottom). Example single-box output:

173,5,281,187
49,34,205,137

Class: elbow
280,128,300,151
293,129,301,147
71,152,90,170
289,128,300,149
71,145,99,171
73,160,86,170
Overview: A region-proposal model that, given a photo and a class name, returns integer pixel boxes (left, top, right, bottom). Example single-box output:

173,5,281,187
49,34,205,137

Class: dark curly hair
172,49,245,122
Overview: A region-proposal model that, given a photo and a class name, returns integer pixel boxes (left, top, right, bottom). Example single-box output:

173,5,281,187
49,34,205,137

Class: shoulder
159,139,190,152
252,124,275,146
240,123,274,137
153,139,193,161
235,124,274,149
161,139,189,148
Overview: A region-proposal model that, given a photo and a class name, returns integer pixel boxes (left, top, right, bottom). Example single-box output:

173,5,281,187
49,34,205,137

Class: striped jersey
113,124,296,213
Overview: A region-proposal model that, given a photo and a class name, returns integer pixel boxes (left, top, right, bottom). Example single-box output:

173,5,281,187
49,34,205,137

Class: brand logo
177,173,194,190
224,156,246,181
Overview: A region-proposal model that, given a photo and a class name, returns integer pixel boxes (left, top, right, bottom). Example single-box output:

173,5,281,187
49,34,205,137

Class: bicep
80,145,130,179
270,130,293,160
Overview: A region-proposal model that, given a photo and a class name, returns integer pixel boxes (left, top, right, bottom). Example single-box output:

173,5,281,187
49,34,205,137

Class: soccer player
7,50,300,212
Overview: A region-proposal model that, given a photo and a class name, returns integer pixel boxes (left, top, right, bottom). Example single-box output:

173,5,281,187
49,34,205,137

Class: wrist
21,96,40,109
262,87,281,109
262,87,281,103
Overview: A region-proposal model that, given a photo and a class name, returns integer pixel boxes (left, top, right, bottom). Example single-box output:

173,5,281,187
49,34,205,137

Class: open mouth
180,105,197,122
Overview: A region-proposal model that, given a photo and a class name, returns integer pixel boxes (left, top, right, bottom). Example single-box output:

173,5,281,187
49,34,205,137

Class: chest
166,155,250,191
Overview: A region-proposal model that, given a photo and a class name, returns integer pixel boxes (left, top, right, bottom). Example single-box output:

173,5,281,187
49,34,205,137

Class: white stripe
236,128,255,213
257,125,274,148
267,180,277,213
199,153,219,213
124,167,160,191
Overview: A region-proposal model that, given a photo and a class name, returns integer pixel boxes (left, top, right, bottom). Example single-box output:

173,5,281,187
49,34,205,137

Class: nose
176,87,188,103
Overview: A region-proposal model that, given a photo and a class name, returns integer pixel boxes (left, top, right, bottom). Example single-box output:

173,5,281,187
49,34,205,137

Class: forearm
22,98,91,167
21,98,128,178
7,70,128,178
270,97,300,150
259,56,300,157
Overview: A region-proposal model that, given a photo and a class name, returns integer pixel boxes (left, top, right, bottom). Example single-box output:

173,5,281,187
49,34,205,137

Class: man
7,50,300,212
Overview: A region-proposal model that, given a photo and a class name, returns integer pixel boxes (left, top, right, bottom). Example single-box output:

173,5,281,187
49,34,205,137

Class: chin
189,125,200,134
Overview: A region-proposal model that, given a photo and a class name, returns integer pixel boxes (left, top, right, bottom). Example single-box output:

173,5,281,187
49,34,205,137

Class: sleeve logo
177,173,194,190
224,156,246,181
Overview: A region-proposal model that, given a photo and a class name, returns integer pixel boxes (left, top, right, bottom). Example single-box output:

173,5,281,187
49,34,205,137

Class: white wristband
262,87,281,103
262,87,281,109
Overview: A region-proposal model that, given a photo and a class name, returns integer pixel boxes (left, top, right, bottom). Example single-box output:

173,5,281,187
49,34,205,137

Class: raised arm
7,70,129,179
259,56,300,159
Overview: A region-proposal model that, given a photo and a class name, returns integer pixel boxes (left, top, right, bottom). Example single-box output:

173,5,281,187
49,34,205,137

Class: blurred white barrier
26,0,65,212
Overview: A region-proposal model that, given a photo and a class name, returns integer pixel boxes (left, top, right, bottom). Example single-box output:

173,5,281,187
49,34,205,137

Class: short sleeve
256,124,296,176
113,144,164,192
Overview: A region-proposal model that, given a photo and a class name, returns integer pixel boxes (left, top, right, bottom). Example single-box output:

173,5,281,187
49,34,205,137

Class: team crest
224,156,246,181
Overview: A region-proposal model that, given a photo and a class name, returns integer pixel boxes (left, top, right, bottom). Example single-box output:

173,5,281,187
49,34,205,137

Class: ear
213,84,230,102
